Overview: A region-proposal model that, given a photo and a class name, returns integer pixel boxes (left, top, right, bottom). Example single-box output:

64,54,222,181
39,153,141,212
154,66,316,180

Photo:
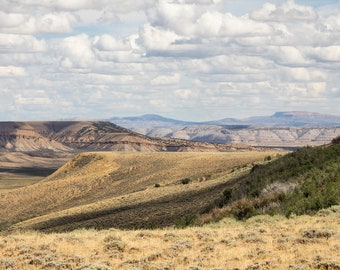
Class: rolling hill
0,120,257,178
1,137,339,233
0,141,339,270
0,151,280,232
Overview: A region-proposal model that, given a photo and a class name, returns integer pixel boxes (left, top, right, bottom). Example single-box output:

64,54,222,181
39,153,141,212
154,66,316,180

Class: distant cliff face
0,122,72,153
0,121,253,157
165,126,340,147
110,112,340,147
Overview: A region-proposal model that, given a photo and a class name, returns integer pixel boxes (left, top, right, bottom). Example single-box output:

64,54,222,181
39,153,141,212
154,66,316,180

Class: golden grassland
0,151,281,231
1,206,339,270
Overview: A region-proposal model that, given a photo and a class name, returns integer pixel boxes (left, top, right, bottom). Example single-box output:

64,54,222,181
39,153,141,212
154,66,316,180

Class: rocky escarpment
110,112,340,147
0,122,72,153
166,126,340,147
0,121,254,156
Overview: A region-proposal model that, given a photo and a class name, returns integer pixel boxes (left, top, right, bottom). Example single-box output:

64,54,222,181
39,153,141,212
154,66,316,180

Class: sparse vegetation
0,137,339,269
0,206,339,270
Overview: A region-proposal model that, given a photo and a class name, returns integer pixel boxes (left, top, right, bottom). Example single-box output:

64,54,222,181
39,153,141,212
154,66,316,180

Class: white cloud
0,34,47,53
139,24,179,51
309,46,340,62
15,94,52,105
307,82,326,97
93,35,130,51
58,34,95,69
88,73,134,84
281,67,312,81
4,0,157,13
35,13,78,34
250,0,317,22
0,0,339,120
270,46,310,66
323,13,340,32
0,12,78,34
218,13,272,37
0,11,26,28
174,89,193,99
146,1,198,36
0,66,27,77
151,73,181,85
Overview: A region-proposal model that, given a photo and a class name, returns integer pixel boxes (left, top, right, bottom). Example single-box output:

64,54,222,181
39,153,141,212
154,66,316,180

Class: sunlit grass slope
0,151,279,231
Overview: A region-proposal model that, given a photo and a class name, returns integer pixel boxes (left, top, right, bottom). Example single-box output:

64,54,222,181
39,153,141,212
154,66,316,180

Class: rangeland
0,206,339,270
0,151,280,232
1,137,339,269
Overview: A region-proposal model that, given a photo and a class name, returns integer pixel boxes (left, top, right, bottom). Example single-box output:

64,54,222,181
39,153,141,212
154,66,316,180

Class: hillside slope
0,151,279,231
208,137,340,221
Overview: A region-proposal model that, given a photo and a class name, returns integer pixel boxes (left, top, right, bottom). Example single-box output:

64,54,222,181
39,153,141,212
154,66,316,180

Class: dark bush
331,135,340,145
181,178,191,185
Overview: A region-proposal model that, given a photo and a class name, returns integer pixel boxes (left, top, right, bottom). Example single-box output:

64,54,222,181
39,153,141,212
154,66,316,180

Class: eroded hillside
0,121,256,156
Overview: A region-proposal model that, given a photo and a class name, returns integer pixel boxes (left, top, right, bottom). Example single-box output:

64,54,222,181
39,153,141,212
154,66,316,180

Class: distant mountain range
110,111,340,128
110,112,340,147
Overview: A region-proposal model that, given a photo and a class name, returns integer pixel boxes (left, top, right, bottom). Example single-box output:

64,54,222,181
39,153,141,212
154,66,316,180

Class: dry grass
1,206,339,270
0,151,281,231
0,174,43,190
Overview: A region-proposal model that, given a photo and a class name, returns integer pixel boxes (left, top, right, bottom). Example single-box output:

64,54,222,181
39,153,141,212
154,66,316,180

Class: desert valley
0,114,339,270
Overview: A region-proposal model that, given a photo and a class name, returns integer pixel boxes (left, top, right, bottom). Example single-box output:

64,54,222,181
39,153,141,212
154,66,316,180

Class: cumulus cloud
93,35,130,51
0,11,78,35
0,11,26,28
0,0,339,120
308,46,340,62
0,66,27,77
269,46,310,66
58,34,95,69
139,24,179,51
0,34,47,53
250,0,317,22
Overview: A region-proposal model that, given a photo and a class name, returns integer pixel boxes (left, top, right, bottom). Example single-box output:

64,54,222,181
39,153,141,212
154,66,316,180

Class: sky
0,0,339,121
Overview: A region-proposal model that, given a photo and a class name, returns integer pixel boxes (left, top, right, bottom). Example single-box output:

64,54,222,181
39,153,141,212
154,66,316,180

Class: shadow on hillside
0,167,57,177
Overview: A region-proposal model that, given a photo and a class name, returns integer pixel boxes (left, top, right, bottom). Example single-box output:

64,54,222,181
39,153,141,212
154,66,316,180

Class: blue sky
0,0,339,121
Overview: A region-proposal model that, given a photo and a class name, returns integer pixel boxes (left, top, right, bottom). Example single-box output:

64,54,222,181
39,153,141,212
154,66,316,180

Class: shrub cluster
218,138,340,220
